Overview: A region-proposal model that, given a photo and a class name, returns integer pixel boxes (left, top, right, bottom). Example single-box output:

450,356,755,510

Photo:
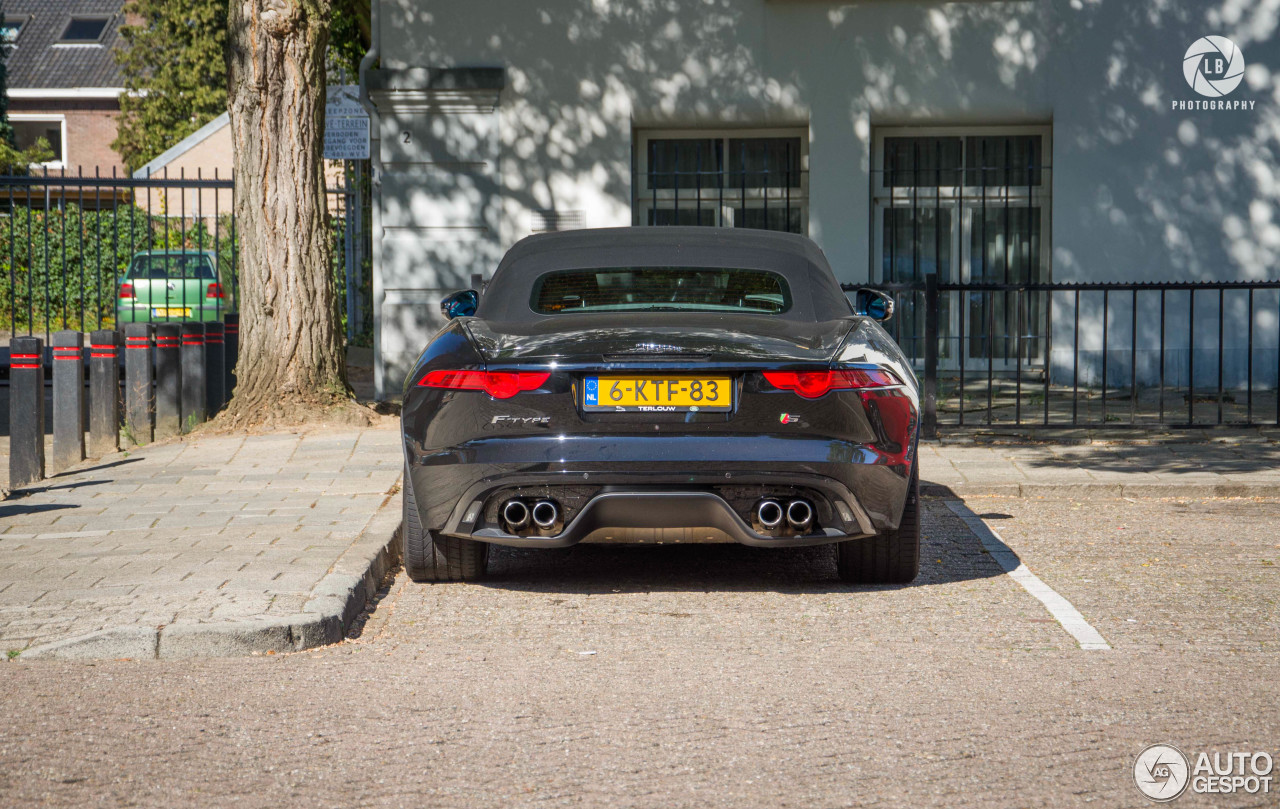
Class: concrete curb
19,490,404,662
922,481,1280,499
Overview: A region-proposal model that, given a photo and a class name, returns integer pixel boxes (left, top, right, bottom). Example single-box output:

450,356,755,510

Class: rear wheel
403,465,489,582
836,466,920,584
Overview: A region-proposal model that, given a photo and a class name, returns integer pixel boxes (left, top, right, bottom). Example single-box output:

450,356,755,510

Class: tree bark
223,0,348,425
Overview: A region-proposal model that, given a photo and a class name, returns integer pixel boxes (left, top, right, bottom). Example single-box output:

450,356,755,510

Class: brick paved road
0,428,401,651
2,495,1276,807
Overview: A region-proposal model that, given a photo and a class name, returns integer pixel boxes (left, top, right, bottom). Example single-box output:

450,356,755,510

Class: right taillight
118,282,135,299
763,368,899,398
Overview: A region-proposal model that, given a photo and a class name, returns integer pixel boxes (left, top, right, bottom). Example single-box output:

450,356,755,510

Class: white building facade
363,0,1279,398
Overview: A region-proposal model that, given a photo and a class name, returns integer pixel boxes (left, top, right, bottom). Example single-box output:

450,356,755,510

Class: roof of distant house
132,112,230,179
3,0,127,91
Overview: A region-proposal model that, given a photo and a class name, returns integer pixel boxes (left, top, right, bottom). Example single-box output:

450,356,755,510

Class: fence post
51,331,85,473
181,322,207,431
8,337,45,488
124,323,155,445
205,321,226,416
89,329,120,457
223,313,238,403
922,273,939,440
155,324,182,439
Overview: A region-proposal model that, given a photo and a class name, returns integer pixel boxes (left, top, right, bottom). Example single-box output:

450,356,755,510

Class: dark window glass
965,135,1043,187
648,207,716,227
882,137,962,188
128,254,216,280
59,16,109,43
11,120,63,161
726,137,802,188
732,205,802,234
647,139,721,190
531,267,791,314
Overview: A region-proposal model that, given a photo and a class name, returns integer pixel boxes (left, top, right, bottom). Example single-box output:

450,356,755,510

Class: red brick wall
9,98,127,177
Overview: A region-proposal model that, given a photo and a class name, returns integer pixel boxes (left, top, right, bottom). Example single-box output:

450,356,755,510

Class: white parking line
944,499,1111,651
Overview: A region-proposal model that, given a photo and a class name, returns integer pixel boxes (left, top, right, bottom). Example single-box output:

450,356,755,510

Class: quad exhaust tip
786,499,813,531
531,500,559,530
756,499,784,530
502,499,530,531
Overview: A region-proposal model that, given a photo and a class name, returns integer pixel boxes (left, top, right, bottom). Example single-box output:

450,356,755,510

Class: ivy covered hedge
0,204,237,333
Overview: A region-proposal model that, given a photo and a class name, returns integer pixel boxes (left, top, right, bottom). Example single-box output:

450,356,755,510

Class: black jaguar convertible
400,227,920,583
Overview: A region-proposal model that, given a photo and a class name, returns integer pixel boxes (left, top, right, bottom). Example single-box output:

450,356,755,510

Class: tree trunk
223,0,348,425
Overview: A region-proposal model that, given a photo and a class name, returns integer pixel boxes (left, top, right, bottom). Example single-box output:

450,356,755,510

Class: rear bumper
404,434,914,547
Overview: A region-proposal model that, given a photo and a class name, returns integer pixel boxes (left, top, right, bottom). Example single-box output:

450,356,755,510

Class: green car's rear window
128,254,215,280
530,267,792,314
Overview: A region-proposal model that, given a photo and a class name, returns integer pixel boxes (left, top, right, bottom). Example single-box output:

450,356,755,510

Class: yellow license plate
583,376,733,412
152,307,192,317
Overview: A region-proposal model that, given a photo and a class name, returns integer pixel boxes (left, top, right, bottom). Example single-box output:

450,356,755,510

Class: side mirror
853,288,895,322
440,289,479,320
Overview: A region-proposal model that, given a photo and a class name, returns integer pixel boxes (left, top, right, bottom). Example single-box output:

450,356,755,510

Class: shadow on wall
376,0,1279,380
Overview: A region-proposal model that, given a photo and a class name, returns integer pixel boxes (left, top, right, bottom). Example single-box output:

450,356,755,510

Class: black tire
836,466,920,584
402,465,489,582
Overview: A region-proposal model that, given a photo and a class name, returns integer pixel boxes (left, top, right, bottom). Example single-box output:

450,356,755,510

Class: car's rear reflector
418,369,551,399
118,282,135,299
206,283,225,299
762,369,899,398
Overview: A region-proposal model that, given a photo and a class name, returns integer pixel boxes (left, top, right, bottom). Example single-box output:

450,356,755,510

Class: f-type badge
491,415,551,427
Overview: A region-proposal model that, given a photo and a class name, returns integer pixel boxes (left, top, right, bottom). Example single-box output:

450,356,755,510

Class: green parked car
116,251,233,324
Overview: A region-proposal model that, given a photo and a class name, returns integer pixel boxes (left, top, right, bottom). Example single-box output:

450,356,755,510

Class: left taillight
417,369,550,399
118,282,135,299
762,368,900,398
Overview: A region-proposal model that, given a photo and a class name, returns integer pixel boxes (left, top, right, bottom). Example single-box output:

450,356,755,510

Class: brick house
3,0,128,181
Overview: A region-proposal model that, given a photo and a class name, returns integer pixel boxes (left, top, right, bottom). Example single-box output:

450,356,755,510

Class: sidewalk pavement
0,427,402,660
923,440,1280,498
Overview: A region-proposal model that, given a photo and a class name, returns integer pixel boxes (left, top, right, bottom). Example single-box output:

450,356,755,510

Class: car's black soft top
475,227,854,323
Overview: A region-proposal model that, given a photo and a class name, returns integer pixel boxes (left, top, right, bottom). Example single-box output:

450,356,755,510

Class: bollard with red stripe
180,322,207,430
89,330,121,457
124,323,155,445
155,323,182,439
51,331,85,473
8,336,45,487
205,321,225,416
223,313,238,403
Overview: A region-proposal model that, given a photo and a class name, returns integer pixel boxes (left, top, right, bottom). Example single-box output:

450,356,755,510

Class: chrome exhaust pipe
502,499,530,531
786,499,813,532
756,499,784,531
531,500,559,530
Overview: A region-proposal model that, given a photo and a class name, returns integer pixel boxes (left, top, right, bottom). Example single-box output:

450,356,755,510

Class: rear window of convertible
530,267,792,315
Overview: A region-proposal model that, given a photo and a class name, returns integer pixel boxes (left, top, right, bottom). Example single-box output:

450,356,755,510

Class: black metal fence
846,276,1280,436
2,166,371,365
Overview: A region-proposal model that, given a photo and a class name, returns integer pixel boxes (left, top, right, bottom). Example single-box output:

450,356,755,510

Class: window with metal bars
634,130,808,235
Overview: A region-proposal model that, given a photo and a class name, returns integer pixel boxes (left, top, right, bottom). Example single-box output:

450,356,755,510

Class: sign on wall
324,85,370,160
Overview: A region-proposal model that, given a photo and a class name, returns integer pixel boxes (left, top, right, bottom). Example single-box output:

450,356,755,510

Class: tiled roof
3,0,127,90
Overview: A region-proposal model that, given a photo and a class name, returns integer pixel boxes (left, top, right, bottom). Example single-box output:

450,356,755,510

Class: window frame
871,124,1052,287
9,114,68,169
634,128,810,234
1,14,29,46
55,15,112,46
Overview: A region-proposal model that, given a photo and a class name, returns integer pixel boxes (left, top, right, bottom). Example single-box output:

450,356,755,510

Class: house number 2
401,130,411,144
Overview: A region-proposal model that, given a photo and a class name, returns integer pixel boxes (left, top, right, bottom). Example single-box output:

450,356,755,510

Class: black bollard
205,321,225,416
155,323,182,439
8,337,45,488
51,331,85,473
223,313,238,401
180,322,207,431
88,330,121,457
123,323,155,445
